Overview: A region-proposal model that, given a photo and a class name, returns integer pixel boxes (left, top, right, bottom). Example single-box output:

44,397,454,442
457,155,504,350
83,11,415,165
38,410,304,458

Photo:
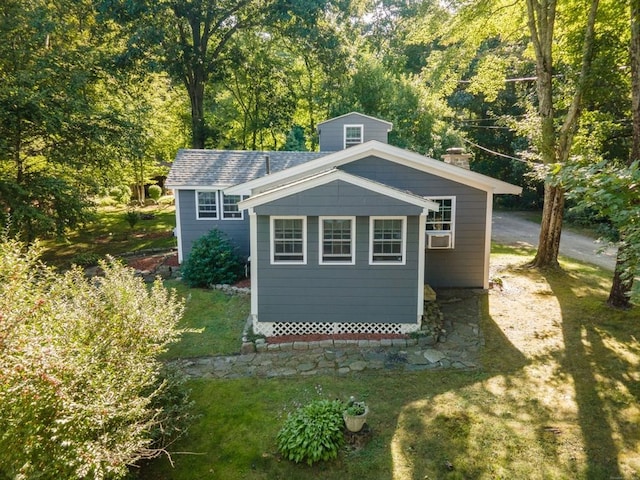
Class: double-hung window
370,217,406,264
222,194,244,219
425,197,455,249
196,191,218,219
271,217,306,264
319,217,355,265
344,124,363,148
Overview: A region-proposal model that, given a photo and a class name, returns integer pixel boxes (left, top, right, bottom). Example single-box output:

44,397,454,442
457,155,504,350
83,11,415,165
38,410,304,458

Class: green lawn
138,245,640,480
40,201,177,268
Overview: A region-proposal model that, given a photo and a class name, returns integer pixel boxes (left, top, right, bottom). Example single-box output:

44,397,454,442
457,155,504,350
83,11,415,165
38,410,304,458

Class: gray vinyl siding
177,189,250,260
318,114,390,151
256,215,420,325
254,180,424,217
340,157,488,287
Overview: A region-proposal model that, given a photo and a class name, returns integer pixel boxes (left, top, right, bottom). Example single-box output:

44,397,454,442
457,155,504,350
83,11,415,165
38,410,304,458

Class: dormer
317,112,393,151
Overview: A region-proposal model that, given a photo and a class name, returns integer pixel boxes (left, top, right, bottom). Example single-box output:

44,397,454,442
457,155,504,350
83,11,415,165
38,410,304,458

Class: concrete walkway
171,290,484,379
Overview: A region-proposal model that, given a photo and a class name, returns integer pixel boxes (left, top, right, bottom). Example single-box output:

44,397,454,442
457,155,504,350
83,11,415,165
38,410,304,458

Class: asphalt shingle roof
166,149,328,188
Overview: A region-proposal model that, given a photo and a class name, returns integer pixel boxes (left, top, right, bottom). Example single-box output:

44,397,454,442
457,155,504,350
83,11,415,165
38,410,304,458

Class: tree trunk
608,243,633,308
525,0,599,268
608,0,639,307
188,75,207,149
530,184,564,268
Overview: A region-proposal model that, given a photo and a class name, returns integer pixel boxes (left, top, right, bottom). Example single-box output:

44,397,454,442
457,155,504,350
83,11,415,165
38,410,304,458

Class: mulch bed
126,252,179,271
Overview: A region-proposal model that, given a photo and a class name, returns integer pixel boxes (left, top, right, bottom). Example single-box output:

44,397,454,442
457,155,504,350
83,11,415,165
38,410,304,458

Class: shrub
148,184,162,203
0,238,188,479
109,184,132,205
181,229,244,287
277,399,345,466
124,209,140,229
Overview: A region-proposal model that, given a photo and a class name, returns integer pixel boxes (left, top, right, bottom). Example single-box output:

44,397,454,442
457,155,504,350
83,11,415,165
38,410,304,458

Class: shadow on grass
542,267,640,479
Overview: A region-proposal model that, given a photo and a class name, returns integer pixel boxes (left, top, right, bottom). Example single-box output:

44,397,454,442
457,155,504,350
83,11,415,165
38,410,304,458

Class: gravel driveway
491,211,617,271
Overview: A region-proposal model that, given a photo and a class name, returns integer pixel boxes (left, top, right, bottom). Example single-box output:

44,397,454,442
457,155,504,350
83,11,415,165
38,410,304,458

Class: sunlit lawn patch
136,245,640,479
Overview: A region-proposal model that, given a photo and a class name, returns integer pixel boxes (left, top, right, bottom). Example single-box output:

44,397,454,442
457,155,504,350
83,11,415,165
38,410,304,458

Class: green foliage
0,237,187,479
70,251,102,267
109,185,132,205
124,208,141,229
148,184,163,203
0,174,95,242
277,399,345,466
181,229,244,288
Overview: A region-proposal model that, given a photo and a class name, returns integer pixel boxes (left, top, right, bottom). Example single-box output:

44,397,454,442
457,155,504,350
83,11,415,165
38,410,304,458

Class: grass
162,280,250,358
138,244,640,480
40,201,177,268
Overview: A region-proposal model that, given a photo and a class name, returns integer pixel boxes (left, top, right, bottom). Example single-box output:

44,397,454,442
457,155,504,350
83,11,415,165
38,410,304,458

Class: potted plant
343,397,369,433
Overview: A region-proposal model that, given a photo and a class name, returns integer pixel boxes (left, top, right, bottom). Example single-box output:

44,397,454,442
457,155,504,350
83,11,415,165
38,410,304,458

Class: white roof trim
226,141,523,196
238,169,440,212
317,112,393,130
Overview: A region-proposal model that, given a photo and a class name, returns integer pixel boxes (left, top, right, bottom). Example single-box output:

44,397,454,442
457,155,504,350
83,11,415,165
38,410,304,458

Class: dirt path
491,211,617,271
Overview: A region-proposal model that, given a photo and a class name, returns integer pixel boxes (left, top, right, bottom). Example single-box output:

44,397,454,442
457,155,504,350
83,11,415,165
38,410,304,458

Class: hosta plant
277,399,345,466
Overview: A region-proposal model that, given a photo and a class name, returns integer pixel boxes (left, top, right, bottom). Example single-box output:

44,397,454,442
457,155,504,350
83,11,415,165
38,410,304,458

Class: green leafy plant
277,399,345,466
109,184,132,205
124,209,140,229
0,238,187,479
148,184,163,204
344,401,366,416
181,229,244,288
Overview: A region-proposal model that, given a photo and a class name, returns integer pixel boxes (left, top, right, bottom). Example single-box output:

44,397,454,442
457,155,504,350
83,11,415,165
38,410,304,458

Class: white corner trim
417,212,427,316
174,190,184,264
249,209,258,315
483,194,493,290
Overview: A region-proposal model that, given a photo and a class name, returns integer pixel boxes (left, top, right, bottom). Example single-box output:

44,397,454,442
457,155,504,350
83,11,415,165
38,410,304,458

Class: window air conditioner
426,232,453,249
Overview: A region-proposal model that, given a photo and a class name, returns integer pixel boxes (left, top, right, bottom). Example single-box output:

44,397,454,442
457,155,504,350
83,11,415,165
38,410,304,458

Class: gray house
166,112,521,337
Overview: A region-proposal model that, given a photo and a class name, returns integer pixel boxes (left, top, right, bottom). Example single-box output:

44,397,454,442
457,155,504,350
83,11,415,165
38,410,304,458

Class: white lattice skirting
251,316,420,337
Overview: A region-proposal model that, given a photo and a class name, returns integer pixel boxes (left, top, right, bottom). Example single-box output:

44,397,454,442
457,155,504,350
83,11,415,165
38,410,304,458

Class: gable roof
226,140,523,196
317,112,393,130
239,168,440,212
165,149,326,189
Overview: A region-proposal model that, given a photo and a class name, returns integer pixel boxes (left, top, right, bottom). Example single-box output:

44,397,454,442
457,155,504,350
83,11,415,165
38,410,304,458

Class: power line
461,138,534,164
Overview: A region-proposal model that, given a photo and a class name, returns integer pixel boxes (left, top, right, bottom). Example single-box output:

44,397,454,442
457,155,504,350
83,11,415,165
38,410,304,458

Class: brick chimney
442,147,472,169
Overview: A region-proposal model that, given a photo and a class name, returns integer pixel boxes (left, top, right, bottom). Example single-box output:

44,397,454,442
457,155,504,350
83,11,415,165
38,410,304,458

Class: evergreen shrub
181,229,244,287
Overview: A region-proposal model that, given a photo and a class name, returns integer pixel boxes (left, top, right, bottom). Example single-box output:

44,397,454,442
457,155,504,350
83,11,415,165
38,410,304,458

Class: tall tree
607,0,639,307
101,0,333,149
526,0,600,268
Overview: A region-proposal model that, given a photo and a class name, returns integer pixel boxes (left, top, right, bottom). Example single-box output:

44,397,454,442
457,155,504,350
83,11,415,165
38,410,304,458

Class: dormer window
344,124,363,148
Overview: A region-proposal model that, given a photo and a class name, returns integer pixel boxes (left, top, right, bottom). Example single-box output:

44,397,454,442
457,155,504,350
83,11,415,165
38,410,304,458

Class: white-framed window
222,194,244,219
319,216,355,265
344,124,363,148
196,190,218,219
369,216,406,265
271,216,306,264
425,197,456,249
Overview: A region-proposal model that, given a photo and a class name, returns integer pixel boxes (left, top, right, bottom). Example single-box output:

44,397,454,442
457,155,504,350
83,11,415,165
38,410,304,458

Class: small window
370,217,406,264
196,191,218,219
344,124,363,148
320,217,355,265
426,197,455,249
271,217,306,264
222,194,244,219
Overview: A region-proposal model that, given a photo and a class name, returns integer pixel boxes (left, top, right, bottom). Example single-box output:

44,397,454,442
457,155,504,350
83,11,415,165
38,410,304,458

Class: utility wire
461,137,534,164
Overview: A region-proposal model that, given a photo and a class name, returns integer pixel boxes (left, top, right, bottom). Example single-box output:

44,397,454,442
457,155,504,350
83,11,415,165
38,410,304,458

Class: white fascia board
317,112,393,130
226,141,522,196
225,141,380,195
238,169,440,212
